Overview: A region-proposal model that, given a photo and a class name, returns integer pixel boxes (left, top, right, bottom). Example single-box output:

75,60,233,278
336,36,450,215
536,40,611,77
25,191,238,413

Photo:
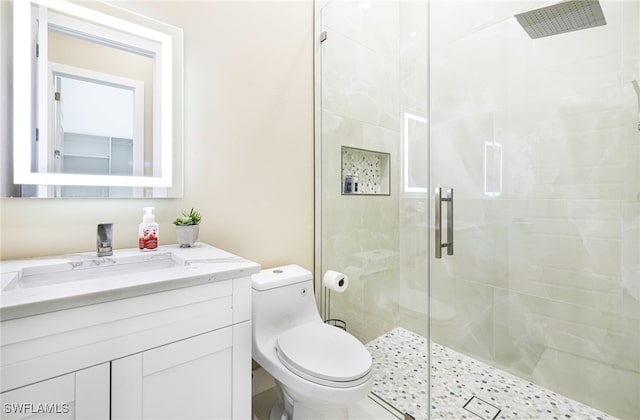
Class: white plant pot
176,225,199,248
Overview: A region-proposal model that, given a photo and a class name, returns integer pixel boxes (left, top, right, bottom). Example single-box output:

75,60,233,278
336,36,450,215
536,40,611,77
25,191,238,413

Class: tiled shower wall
320,0,429,343
429,1,640,418
321,0,416,344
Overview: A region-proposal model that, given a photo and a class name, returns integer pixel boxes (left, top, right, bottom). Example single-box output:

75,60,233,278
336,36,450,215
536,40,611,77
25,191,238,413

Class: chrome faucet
97,223,113,257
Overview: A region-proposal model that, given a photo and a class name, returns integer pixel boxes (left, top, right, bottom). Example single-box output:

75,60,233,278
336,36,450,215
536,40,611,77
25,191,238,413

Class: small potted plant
173,208,201,247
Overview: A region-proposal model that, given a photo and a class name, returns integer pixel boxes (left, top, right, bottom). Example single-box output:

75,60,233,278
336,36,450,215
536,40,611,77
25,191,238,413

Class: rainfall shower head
515,0,606,39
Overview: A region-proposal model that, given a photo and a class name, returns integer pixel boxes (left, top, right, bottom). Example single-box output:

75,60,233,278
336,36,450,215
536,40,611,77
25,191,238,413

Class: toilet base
269,401,286,420
272,380,350,420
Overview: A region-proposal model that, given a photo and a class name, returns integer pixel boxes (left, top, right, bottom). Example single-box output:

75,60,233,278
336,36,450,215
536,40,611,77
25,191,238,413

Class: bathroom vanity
0,243,259,419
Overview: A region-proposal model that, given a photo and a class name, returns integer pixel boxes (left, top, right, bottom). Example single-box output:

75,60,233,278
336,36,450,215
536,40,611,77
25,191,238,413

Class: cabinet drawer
2,280,234,392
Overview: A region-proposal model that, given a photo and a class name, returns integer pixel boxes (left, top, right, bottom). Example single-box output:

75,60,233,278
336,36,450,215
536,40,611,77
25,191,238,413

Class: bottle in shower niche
344,172,353,194
353,174,359,193
138,207,159,251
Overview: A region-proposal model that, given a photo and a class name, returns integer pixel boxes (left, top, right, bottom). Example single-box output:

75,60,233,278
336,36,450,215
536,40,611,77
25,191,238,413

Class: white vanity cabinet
112,323,250,420
0,245,257,420
0,363,110,420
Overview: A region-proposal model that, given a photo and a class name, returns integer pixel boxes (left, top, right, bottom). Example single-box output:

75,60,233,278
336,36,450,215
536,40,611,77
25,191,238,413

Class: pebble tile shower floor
366,327,614,420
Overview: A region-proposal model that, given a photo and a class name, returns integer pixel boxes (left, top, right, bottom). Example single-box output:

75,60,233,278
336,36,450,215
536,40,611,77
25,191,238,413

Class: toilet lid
276,323,372,387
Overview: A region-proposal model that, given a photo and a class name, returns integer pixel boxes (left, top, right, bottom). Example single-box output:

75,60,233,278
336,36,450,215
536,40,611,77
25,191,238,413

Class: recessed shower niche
341,146,390,196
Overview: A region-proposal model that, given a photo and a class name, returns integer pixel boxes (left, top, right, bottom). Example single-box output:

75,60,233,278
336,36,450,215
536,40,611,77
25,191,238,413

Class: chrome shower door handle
435,187,442,259
445,188,454,256
434,187,454,259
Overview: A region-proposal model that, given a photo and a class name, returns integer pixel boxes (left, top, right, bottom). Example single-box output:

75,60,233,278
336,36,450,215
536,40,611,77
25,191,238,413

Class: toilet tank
251,265,322,336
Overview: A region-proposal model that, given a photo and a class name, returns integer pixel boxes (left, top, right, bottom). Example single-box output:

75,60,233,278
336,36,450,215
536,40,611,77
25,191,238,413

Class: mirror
8,0,183,198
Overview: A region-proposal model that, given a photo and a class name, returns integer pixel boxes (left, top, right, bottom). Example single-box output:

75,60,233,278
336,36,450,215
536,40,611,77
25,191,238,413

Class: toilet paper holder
321,270,349,331
322,279,347,331
325,318,346,330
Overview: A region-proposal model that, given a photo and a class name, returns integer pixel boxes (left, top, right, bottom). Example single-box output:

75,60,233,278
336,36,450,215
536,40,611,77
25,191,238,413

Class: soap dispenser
138,207,159,251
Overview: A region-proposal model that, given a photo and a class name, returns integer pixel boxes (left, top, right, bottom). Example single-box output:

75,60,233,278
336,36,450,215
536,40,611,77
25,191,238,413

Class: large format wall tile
321,0,399,62
320,0,428,345
321,27,399,129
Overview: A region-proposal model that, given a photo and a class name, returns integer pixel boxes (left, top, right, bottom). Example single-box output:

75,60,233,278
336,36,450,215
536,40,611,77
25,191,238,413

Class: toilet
251,265,373,420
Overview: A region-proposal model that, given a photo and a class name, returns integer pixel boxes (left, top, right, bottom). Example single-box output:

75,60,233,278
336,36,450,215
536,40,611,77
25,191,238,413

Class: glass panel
60,134,134,197
62,155,109,175
59,77,136,142
62,133,110,158
318,0,429,417
111,138,134,176
430,1,639,419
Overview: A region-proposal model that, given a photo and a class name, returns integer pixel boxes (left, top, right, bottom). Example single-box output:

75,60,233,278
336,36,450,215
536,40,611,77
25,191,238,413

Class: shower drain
463,395,502,420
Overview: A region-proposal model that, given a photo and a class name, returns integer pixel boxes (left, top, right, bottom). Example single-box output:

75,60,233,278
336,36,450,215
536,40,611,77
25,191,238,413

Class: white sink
2,252,181,291
0,244,259,321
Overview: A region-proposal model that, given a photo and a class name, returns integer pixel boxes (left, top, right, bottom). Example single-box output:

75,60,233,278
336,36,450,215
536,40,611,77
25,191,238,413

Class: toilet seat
276,323,372,388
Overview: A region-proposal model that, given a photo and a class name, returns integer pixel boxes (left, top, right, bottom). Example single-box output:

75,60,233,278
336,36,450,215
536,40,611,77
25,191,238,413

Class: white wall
0,0,314,271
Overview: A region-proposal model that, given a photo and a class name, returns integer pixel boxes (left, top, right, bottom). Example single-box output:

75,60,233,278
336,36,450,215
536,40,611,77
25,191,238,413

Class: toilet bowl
252,265,373,420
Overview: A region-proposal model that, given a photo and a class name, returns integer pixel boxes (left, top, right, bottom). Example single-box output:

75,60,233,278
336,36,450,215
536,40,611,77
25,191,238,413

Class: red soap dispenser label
139,226,158,250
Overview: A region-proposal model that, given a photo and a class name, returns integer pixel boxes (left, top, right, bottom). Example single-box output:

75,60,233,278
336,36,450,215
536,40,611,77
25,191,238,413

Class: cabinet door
0,363,109,420
112,327,234,420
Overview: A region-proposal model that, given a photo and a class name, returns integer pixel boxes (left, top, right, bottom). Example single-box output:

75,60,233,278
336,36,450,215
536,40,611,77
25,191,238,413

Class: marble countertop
0,242,260,321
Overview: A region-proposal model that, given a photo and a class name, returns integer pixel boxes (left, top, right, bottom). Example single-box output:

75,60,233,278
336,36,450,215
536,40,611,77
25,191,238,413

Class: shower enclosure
316,0,639,418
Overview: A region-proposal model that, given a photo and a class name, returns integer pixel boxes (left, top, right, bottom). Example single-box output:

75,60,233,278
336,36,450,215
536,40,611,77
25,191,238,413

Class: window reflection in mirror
49,27,154,187
54,73,142,198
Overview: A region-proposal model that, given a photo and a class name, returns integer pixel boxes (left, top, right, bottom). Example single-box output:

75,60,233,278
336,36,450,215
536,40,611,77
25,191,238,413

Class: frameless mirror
8,0,183,198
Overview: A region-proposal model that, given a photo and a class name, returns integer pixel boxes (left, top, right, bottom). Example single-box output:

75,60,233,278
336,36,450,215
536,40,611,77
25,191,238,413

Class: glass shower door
317,0,430,417
429,1,639,419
